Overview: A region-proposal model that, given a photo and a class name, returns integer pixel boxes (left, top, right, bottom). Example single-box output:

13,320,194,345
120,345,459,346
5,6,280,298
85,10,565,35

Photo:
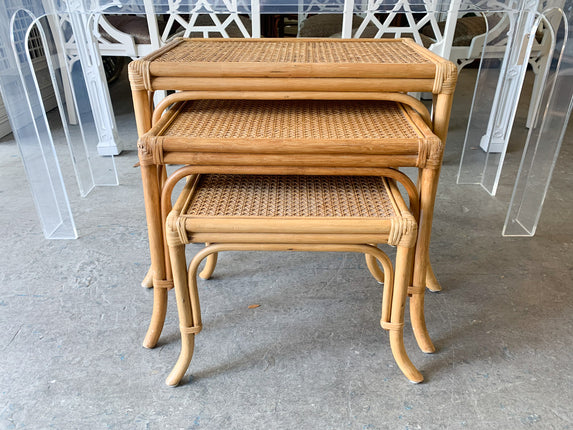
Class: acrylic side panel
456,8,530,195
456,13,505,187
478,5,539,195
503,5,572,236
41,15,118,194
0,5,77,239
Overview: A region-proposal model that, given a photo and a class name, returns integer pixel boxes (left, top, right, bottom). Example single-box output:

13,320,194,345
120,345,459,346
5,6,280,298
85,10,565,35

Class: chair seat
167,174,416,246
139,99,441,169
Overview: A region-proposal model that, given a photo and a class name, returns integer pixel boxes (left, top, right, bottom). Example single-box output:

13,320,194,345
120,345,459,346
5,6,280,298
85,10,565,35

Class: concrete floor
0,68,572,429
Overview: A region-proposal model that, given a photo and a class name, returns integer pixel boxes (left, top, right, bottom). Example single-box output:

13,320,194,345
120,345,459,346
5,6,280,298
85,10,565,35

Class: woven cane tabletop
170,173,416,245
166,100,420,140
183,174,397,219
139,99,442,168
147,99,436,145
155,39,431,66
128,38,457,93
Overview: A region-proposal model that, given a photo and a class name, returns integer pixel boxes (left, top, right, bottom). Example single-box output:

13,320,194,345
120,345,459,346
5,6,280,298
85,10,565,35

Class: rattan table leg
365,253,385,284
133,89,157,291
165,243,202,386
411,167,439,354
141,266,154,288
166,242,420,385
166,243,207,387
141,163,169,349
426,262,442,292
133,88,172,348
144,287,168,350
388,245,423,383
422,91,454,295
159,165,173,285
199,247,218,280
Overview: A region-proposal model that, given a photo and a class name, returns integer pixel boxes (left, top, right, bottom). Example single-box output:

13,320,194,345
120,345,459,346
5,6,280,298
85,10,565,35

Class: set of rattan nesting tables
128,38,457,386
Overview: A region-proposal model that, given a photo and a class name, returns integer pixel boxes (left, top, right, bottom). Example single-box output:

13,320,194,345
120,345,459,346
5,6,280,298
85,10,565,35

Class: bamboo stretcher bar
160,138,421,154
179,218,395,234
149,64,438,79
162,153,420,167
149,77,436,93
187,232,392,244
151,92,433,128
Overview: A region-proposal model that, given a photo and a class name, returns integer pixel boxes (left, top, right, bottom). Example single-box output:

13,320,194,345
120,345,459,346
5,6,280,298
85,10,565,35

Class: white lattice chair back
160,0,254,40
352,0,445,48
90,0,260,59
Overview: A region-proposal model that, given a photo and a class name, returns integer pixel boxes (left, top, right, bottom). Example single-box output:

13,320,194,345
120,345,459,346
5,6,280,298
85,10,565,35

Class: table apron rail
161,152,420,168
149,77,436,93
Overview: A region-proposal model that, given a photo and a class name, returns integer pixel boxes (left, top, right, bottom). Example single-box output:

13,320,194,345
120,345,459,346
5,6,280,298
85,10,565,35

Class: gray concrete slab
0,68,571,429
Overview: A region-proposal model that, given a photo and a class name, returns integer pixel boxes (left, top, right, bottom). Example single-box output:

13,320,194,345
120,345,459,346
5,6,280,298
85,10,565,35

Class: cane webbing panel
128,38,457,91
183,175,397,219
139,99,443,168
154,39,433,66
163,100,419,141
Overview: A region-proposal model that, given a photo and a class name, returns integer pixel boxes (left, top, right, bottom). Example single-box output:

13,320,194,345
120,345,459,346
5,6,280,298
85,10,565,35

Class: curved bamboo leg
166,330,196,387
141,163,169,349
163,242,424,385
143,287,168,349
199,247,218,280
134,91,170,348
166,244,204,387
387,245,423,383
389,330,423,383
411,168,439,354
366,251,393,326
365,254,385,284
409,91,454,351
410,292,434,353
426,261,442,292
141,266,154,288
159,165,173,285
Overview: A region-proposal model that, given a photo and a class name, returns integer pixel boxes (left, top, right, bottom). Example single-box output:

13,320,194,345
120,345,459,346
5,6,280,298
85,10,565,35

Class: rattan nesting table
164,173,419,385
128,38,457,383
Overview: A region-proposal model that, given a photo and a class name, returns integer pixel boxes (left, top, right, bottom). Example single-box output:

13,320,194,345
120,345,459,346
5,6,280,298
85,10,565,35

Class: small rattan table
128,38,457,363
165,173,419,385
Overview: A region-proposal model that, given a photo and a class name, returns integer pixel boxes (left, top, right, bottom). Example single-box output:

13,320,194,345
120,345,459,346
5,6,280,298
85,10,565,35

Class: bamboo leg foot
383,245,424,382
426,262,441,292
389,330,423,383
141,266,153,288
199,250,218,280
166,243,204,386
140,162,168,349
365,253,385,284
166,333,195,387
410,291,435,353
142,285,168,349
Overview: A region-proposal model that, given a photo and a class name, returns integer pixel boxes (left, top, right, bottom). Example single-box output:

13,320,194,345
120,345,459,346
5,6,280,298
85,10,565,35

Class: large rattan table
128,38,457,356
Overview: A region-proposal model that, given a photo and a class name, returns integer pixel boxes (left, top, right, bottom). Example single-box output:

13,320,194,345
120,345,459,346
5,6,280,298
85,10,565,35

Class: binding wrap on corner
128,38,186,91
388,214,417,248
432,61,458,95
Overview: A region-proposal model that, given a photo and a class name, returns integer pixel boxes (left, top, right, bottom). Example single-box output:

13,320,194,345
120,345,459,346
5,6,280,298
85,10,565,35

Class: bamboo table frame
128,37,457,355
164,174,420,385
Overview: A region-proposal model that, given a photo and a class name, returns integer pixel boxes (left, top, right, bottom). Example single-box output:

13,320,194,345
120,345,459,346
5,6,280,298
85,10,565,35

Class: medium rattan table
129,37,457,362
